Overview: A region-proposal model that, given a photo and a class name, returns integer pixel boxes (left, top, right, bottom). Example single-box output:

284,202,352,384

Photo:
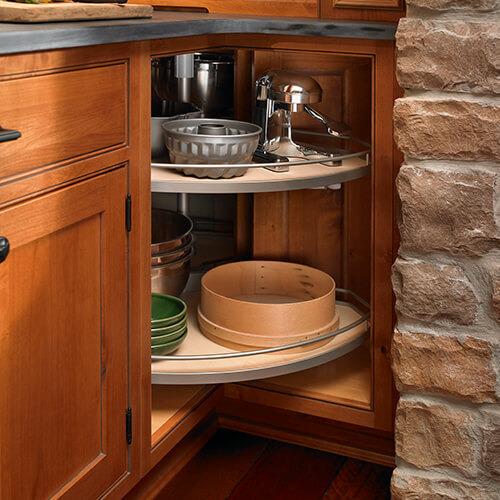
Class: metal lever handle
0,237,9,263
0,126,21,143
304,105,352,138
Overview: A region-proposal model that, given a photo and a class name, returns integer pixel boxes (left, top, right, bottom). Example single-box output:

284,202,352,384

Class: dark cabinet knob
0,237,9,263
0,126,21,143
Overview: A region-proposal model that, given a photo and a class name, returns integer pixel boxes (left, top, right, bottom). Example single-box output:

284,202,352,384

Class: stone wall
391,1,500,498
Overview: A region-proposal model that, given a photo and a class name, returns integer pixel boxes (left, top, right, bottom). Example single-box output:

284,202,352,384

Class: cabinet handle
0,237,9,263
0,126,21,143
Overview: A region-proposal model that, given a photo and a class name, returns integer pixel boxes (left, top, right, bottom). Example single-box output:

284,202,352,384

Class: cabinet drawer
135,0,318,17
321,0,404,21
0,61,127,181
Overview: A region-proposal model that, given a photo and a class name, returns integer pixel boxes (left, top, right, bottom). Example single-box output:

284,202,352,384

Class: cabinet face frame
147,34,400,436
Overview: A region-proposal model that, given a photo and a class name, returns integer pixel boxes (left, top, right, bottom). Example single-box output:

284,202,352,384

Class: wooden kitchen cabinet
0,43,150,499
1,29,399,498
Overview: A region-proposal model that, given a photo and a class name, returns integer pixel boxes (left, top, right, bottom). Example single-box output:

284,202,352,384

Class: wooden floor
155,429,393,500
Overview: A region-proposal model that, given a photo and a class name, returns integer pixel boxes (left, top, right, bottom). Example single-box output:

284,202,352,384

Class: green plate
151,316,187,337
151,324,187,346
151,329,187,356
151,293,187,328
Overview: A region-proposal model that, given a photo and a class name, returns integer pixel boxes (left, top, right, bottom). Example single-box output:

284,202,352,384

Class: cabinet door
0,168,128,499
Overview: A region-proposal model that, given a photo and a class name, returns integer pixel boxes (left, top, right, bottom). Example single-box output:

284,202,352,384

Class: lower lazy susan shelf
151,291,369,385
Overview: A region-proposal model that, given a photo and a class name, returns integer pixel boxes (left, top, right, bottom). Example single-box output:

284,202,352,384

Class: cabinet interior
150,47,374,449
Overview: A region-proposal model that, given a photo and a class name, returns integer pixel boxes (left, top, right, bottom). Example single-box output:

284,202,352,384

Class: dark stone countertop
0,11,396,55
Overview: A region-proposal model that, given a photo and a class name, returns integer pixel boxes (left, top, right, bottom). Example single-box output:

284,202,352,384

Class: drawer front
133,0,318,17
321,0,404,21
0,61,127,180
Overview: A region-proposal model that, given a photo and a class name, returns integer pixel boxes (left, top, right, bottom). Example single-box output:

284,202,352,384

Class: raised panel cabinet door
0,167,128,500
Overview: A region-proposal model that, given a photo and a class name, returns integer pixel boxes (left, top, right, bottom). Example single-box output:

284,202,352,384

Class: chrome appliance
152,53,234,118
254,70,352,170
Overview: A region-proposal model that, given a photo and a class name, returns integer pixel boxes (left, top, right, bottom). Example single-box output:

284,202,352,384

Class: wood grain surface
154,429,393,499
132,0,317,18
155,430,268,500
0,169,128,499
323,457,393,499
0,0,152,22
0,60,127,181
251,340,371,408
200,260,336,337
229,440,346,500
151,385,215,446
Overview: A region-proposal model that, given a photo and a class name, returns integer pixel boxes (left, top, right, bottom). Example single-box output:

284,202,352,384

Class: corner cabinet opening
147,36,397,458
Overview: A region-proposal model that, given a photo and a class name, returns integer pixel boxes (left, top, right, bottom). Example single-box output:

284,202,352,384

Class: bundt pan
162,118,261,179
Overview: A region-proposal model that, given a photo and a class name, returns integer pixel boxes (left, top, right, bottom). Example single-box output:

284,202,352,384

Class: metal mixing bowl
150,234,195,266
151,247,194,297
151,209,193,254
162,118,261,179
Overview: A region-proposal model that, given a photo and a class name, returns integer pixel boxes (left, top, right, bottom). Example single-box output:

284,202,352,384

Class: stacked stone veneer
391,1,500,498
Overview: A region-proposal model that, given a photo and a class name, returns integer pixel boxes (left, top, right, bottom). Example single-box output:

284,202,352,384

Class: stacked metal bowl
151,209,194,297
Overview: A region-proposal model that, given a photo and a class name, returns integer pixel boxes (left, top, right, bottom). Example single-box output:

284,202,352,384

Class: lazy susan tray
151,290,369,385
151,153,370,194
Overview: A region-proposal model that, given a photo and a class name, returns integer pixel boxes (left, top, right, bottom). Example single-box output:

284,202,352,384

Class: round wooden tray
200,260,336,338
197,306,340,352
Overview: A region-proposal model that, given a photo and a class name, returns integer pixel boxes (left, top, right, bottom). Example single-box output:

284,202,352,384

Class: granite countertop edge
0,11,397,55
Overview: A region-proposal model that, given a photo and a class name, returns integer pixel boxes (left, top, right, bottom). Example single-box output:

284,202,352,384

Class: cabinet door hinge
125,194,132,232
126,408,132,445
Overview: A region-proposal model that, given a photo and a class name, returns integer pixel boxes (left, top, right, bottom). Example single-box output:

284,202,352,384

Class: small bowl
151,293,187,328
151,324,188,346
151,329,188,356
151,316,188,337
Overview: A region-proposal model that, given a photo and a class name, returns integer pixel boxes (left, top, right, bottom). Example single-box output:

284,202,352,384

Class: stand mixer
254,70,352,171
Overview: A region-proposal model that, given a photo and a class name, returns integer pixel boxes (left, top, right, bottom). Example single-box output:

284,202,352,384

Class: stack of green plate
151,293,188,356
